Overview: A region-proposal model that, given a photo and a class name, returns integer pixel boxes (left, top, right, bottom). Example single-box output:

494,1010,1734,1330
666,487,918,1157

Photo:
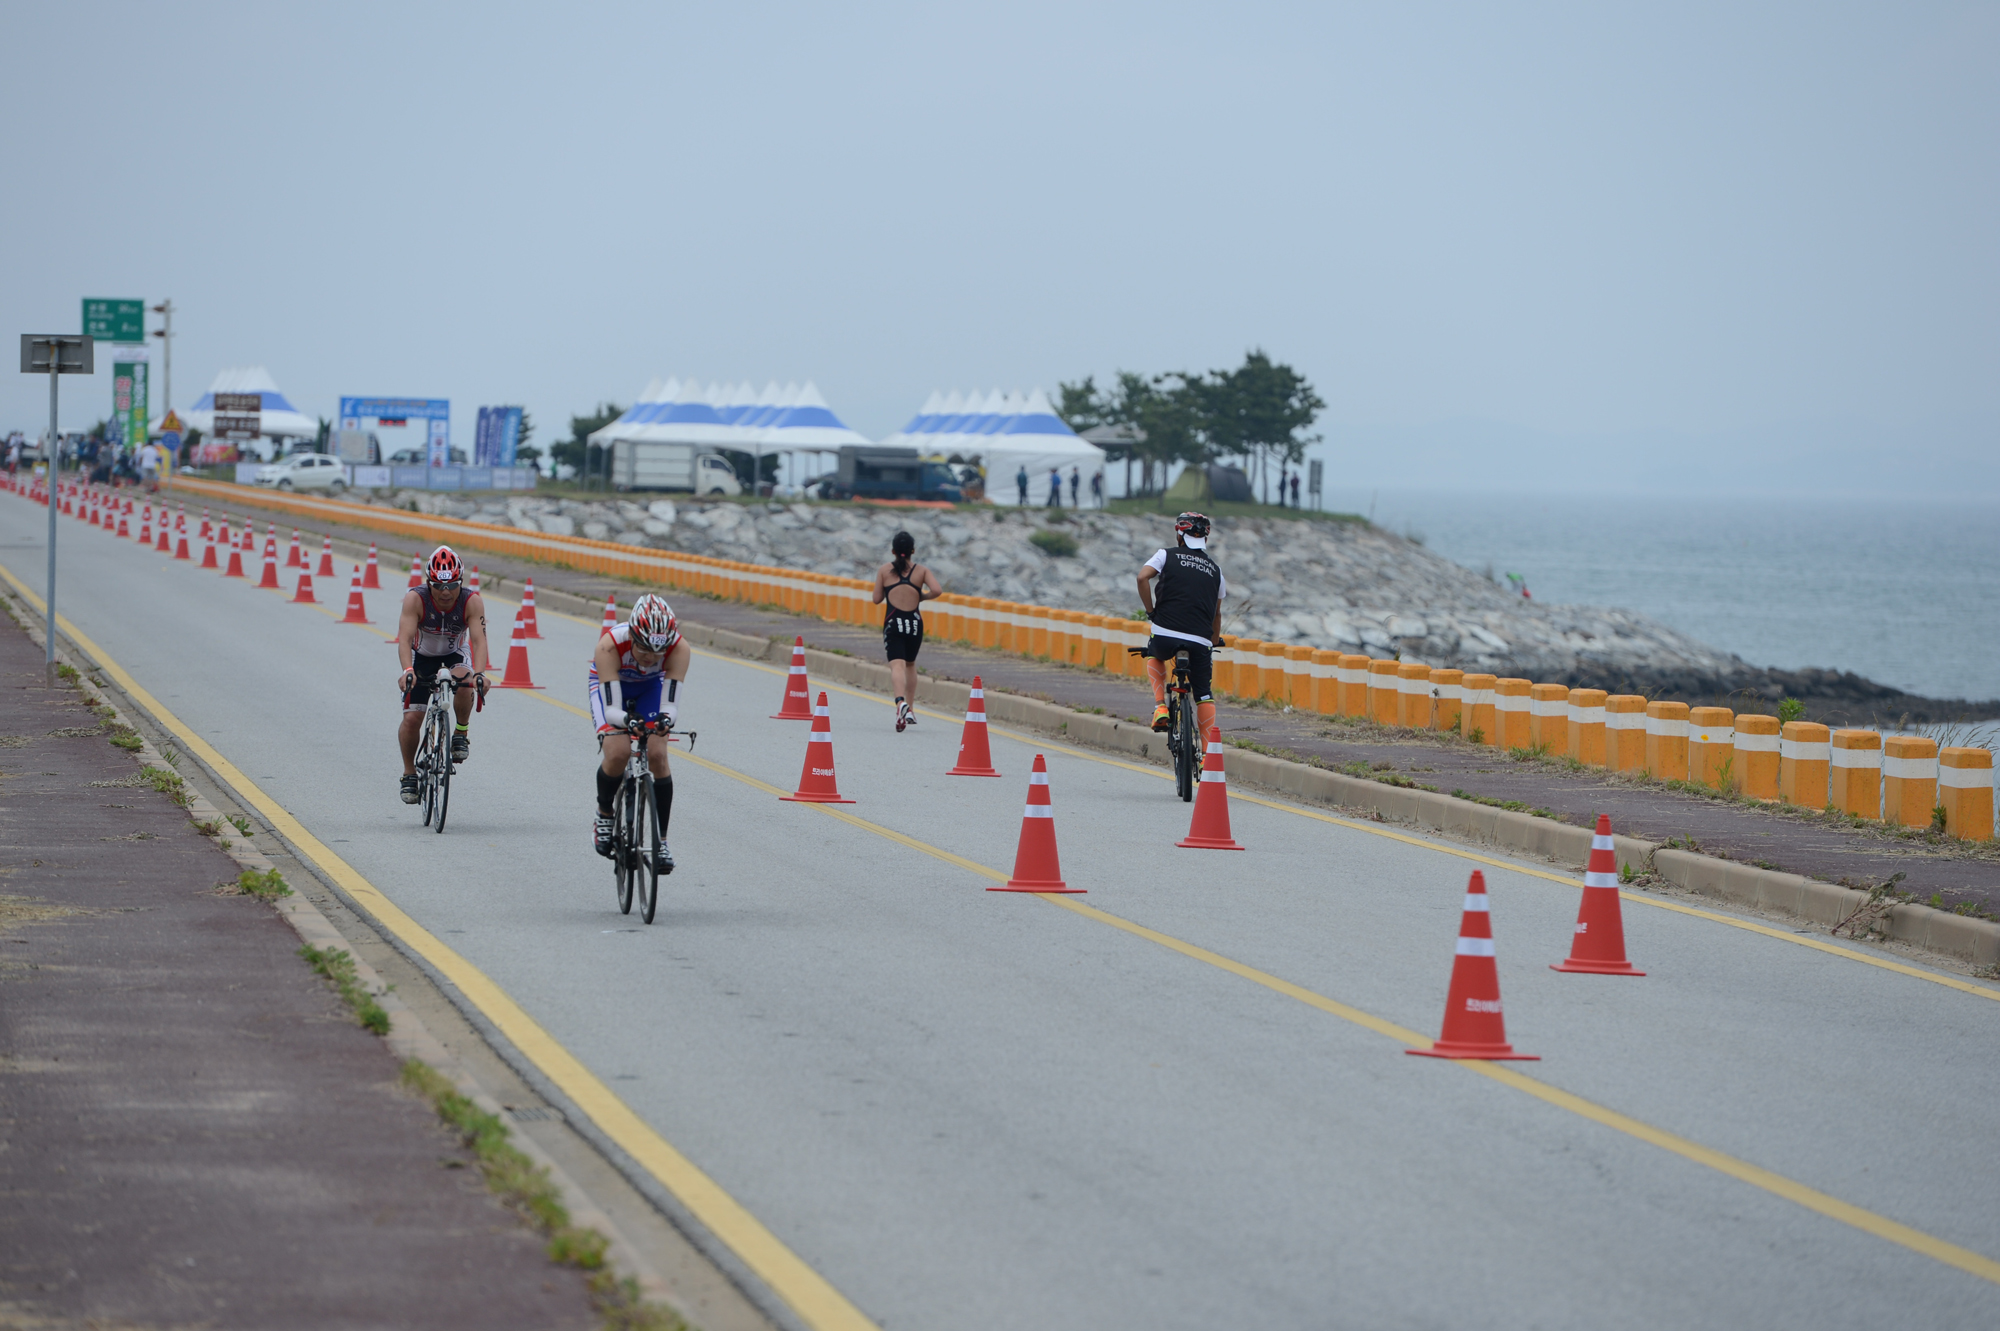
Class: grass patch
398,1061,687,1329
1507,743,1553,762
1449,789,1558,819
140,764,193,808
1029,529,1079,558
238,867,293,901
227,814,253,837
298,943,391,1035
55,663,79,684
107,726,143,751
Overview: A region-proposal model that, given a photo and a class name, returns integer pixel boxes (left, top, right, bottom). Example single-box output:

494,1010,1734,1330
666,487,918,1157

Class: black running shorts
884,612,924,664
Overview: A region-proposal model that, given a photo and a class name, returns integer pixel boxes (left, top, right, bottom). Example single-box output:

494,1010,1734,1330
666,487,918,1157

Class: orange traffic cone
407,553,423,589
946,675,1001,776
315,535,334,578
138,512,151,546
518,578,540,637
600,594,617,634
1553,815,1645,975
117,511,129,538
779,692,854,803
771,637,813,719
224,534,247,578
494,609,542,689
468,565,480,595
285,529,301,567
158,521,171,552
990,754,1080,892
200,529,220,569
1408,871,1538,1060
257,540,281,588
339,566,371,624
362,543,381,589
173,531,191,560
1177,726,1244,850
199,508,212,541
292,570,317,604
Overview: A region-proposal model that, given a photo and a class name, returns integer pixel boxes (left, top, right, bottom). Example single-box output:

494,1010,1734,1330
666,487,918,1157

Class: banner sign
474,406,522,467
339,396,450,465
113,356,148,452
213,391,261,441
83,298,144,343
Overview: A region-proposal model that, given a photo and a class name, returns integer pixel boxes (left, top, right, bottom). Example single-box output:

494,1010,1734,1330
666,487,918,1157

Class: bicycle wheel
635,773,659,925
419,711,441,827
432,724,452,833
614,778,635,915
1174,691,1197,802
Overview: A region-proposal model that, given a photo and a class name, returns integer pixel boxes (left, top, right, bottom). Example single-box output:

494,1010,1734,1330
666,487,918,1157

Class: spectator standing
1090,469,1104,507
1016,465,1029,506
1047,466,1062,507
138,439,163,492
1068,467,1080,507
1290,471,1301,508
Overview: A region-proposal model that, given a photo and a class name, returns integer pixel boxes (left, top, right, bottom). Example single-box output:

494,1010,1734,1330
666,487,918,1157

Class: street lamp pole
149,299,174,412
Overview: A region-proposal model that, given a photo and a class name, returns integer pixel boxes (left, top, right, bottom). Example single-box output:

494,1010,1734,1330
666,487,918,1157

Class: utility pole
149,299,174,412
19,335,93,686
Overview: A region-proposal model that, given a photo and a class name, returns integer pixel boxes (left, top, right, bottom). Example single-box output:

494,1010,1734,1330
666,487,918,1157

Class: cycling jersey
412,586,472,658
589,624,680,731
1145,547,1228,647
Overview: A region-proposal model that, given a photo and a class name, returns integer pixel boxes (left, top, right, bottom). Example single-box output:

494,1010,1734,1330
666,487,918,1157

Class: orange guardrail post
1567,688,1607,766
1882,735,1939,828
1688,706,1735,790
1528,683,1569,753
1939,747,1994,841
1779,721,1831,807
1311,650,1341,715
1396,661,1431,727
1831,729,1882,818
1644,701,1690,780
1606,695,1646,771
1367,659,1400,724
1337,654,1370,716
1732,713,1780,799
1494,678,1532,749
1460,673,1497,744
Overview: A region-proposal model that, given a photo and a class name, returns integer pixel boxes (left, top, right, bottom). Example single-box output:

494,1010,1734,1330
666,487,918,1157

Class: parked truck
609,440,743,495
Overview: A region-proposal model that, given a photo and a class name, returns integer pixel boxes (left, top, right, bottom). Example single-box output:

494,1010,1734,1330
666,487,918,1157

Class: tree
315,416,332,452
1056,377,1108,433
550,403,624,485
1194,350,1323,504
1116,372,1207,496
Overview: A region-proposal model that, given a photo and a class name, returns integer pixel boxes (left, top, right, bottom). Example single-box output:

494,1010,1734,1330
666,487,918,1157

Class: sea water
1345,489,1999,704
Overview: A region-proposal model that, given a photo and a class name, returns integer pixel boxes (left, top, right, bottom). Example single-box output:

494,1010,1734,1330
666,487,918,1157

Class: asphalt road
7,497,1998,1330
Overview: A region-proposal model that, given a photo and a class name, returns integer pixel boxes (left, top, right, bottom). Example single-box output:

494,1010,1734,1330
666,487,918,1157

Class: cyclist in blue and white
588,593,687,872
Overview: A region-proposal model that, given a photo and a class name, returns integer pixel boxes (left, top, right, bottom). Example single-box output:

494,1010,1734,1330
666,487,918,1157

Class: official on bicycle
588,594,687,874
1135,512,1227,742
396,546,490,805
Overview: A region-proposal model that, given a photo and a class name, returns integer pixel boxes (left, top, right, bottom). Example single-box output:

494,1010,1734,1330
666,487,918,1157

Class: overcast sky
4,2,1993,495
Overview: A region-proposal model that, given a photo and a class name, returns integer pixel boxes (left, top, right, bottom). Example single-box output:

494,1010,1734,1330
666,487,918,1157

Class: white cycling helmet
629,594,679,653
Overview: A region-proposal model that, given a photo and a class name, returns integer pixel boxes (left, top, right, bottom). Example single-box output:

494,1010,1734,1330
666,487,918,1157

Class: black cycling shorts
883,611,924,664
403,652,465,710
1143,635,1214,702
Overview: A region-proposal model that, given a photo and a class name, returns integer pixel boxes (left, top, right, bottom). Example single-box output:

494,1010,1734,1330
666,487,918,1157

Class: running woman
588,594,687,873
395,546,490,804
1135,511,1227,742
871,530,940,731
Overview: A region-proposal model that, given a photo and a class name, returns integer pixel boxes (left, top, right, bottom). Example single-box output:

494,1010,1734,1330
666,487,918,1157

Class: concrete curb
671,617,2000,971
9,590,679,1311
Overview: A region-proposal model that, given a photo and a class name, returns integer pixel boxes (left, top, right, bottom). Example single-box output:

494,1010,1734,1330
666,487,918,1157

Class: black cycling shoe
450,732,470,764
399,774,420,805
651,842,675,876
593,814,615,858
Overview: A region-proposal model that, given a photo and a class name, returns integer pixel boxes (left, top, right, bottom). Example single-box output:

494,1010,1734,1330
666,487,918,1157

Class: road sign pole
45,354,58,686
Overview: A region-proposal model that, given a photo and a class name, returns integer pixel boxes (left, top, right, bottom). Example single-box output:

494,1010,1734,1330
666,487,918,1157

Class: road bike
411,669,484,833
603,709,695,924
1129,646,1200,802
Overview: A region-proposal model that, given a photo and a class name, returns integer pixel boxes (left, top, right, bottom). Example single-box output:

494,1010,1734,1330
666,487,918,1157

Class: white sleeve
1217,572,1228,600
1145,549,1168,574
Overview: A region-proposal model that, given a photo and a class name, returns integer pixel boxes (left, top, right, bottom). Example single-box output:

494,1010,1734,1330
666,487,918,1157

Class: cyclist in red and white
395,546,490,805
588,593,688,872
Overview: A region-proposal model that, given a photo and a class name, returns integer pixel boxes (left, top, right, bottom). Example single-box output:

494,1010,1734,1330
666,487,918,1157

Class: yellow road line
528,684,2000,1287
680,647,1997,1003
0,562,883,1331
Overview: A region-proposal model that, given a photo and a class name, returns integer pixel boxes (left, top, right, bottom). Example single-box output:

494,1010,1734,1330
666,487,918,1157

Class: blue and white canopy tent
164,367,320,456
589,377,873,491
883,387,1106,504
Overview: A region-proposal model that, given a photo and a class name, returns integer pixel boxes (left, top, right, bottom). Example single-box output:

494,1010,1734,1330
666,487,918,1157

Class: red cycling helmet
1174,511,1212,548
629,593,679,652
426,545,464,586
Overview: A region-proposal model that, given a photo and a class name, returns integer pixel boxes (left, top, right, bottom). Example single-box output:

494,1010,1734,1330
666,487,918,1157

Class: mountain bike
1128,646,1200,802
412,669,484,833
604,710,695,924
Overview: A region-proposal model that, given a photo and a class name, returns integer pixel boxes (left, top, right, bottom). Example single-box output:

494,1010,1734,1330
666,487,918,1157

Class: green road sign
83,298,144,343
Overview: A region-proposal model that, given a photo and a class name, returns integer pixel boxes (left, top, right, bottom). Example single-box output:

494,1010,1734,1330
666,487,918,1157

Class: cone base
780,792,855,804
340,613,372,625
363,576,381,589
494,681,544,690
990,880,1083,893
771,709,814,720
522,628,542,639
1176,835,1245,849
1408,1042,1540,1061
1551,959,1646,975
946,765,1003,777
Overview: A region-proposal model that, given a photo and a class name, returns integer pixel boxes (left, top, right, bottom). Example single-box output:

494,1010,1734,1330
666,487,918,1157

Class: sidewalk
183,492,2000,917
0,616,596,1328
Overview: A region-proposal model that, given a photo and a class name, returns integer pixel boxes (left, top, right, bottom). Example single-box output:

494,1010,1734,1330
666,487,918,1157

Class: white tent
163,367,318,441
590,377,870,451
886,386,1106,504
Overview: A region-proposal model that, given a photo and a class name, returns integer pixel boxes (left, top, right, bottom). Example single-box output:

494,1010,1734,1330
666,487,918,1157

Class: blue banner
475,406,522,468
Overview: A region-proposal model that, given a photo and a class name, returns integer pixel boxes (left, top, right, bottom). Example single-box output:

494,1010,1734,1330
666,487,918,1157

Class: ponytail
891,530,915,577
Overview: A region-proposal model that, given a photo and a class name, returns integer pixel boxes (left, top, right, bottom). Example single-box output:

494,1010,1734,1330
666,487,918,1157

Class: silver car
256,453,349,492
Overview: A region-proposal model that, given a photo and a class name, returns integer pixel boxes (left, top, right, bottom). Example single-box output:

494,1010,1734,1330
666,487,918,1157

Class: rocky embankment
373,491,1994,720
